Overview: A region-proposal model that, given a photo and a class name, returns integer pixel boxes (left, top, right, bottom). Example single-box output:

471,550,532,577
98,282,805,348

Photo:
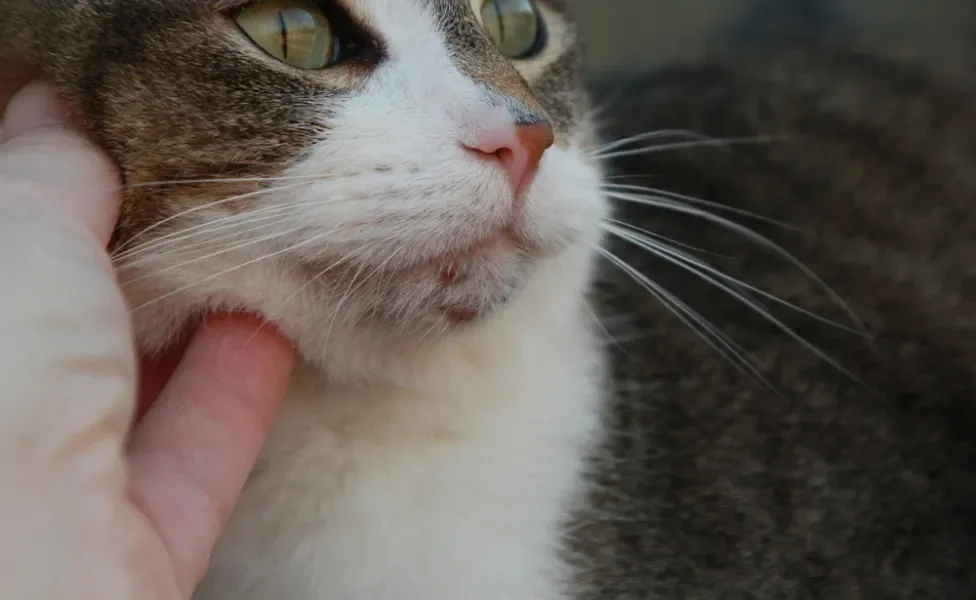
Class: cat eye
235,0,336,69
480,0,546,59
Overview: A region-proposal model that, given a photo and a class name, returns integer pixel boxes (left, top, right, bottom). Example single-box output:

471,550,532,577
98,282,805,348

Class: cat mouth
296,225,525,296
295,224,527,330
417,226,524,326
418,226,519,282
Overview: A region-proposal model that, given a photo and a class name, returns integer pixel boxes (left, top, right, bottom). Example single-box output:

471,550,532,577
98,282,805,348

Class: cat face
8,0,606,368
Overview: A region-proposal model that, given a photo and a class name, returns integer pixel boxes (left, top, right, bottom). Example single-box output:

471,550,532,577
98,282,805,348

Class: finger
0,79,135,462
0,81,121,246
135,335,191,426
0,79,65,143
125,313,295,597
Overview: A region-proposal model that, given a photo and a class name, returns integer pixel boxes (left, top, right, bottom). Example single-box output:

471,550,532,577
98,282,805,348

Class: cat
2,2,975,600
574,36,976,598
1,0,607,598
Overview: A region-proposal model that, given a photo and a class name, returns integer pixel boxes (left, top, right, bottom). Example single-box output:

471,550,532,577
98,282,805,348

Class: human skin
0,81,296,600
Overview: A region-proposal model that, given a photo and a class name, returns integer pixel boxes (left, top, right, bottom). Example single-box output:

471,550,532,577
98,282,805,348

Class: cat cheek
517,148,607,251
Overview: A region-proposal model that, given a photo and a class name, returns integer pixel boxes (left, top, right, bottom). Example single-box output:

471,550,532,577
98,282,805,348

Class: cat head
1,0,607,379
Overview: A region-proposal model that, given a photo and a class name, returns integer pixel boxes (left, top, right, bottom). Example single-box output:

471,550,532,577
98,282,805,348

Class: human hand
0,82,295,599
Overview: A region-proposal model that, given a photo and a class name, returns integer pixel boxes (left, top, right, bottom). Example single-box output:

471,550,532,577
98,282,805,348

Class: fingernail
0,81,68,142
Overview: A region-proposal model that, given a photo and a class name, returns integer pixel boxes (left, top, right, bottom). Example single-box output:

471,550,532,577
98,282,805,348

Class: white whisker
114,198,341,264
603,223,866,384
583,299,624,351
604,217,731,258
131,227,338,312
233,243,379,359
322,247,402,348
117,207,294,264
121,172,339,191
604,189,868,337
589,129,715,155
114,180,317,254
591,134,792,162
583,85,629,125
603,183,810,234
593,244,774,390
121,222,344,285
604,220,863,336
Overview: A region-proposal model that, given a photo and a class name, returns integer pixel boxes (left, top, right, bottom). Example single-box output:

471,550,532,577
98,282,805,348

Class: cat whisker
116,192,398,264
294,244,377,306
116,204,299,263
234,242,381,358
604,217,732,258
322,257,375,347
114,180,318,254
603,183,810,234
583,299,624,351
584,84,629,125
417,314,444,342
120,221,347,285
322,247,403,348
603,189,869,338
603,222,867,385
131,228,338,312
593,244,775,391
120,172,344,191
114,198,341,263
605,219,860,334
589,129,718,155
589,134,792,162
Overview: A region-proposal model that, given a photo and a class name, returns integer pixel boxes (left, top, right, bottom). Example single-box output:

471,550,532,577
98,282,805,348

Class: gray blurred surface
569,0,976,74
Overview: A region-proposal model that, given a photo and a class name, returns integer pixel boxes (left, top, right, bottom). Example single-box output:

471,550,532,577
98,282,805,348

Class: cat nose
464,119,555,199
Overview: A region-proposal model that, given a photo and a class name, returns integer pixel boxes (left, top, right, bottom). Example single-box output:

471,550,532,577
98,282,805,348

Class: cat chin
288,240,600,385
123,233,599,387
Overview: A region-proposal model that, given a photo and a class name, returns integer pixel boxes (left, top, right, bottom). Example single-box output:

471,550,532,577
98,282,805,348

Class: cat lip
298,226,522,283
416,225,519,272
442,227,515,261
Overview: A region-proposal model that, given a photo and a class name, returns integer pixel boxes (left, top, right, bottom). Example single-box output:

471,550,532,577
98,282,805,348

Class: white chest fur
194,295,604,600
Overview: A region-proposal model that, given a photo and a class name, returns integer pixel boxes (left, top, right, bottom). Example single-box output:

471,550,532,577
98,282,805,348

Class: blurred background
568,0,976,75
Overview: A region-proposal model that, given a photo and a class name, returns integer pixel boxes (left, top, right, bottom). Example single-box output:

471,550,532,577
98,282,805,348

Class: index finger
125,314,295,597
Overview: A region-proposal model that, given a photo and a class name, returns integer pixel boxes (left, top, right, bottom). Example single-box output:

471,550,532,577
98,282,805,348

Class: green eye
235,0,335,69
480,0,545,59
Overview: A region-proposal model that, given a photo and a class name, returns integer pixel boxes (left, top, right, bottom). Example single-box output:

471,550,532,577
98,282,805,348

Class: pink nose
464,120,555,199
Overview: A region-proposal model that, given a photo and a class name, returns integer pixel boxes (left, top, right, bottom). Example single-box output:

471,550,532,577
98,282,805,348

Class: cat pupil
278,11,288,59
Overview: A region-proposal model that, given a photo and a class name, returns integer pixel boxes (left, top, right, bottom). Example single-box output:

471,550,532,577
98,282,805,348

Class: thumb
0,79,134,452
0,81,121,245
0,81,139,600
